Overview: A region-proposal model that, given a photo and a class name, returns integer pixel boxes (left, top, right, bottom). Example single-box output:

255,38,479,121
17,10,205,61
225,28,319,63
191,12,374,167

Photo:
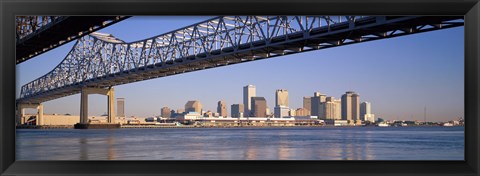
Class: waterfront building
117,98,125,117
274,106,290,118
289,109,296,116
251,97,267,117
231,104,244,118
275,89,289,107
295,108,310,116
217,100,227,117
341,91,360,121
177,112,203,122
361,102,375,122
161,107,171,118
204,111,213,117
311,92,326,117
303,96,312,115
177,109,185,114
266,107,271,117
243,85,256,117
185,100,203,114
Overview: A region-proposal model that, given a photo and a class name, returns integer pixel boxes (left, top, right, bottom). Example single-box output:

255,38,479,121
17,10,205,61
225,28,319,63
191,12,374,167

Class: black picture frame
1,0,479,175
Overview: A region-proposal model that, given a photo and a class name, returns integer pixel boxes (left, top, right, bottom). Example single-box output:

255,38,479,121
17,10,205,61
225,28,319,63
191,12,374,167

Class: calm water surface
16,126,464,160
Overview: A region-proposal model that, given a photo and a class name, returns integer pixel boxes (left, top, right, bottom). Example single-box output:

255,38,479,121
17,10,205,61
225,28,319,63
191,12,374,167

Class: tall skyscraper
217,100,227,117
251,97,267,117
231,104,244,118
361,102,375,122
275,89,289,107
341,91,360,121
303,96,312,115
311,92,326,117
161,107,171,118
243,85,256,117
185,100,203,113
117,98,125,117
274,89,289,118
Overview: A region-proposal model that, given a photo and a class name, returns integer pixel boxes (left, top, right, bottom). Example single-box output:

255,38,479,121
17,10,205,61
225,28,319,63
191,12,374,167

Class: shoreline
15,124,463,129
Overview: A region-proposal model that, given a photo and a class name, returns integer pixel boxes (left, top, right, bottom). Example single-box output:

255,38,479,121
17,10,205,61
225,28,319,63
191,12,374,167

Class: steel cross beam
16,16,130,64
17,16,463,104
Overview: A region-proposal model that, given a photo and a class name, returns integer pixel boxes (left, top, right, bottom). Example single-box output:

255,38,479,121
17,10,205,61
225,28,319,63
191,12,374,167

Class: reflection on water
16,127,464,160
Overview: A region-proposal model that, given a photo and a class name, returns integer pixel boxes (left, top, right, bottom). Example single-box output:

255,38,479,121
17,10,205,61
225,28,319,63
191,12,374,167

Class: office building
341,91,360,121
217,100,227,117
274,106,289,118
117,98,125,117
275,89,289,107
274,89,289,118
361,102,375,122
360,102,371,116
311,92,326,117
177,109,185,114
251,97,267,117
295,108,310,116
231,104,244,118
243,85,256,117
324,97,342,120
303,96,312,115
289,109,296,117
185,100,203,114
266,107,272,117
161,107,171,118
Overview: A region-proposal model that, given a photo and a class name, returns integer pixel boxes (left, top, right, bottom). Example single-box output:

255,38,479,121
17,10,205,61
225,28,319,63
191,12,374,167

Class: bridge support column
16,103,43,126
79,87,116,124
107,88,115,124
37,104,44,126
80,88,89,124
16,104,25,125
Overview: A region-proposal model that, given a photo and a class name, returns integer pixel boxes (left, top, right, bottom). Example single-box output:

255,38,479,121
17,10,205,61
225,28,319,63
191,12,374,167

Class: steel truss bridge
17,16,463,105
16,16,129,64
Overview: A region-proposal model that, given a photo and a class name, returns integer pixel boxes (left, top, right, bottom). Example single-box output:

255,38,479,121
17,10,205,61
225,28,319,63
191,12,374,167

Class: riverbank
16,124,461,129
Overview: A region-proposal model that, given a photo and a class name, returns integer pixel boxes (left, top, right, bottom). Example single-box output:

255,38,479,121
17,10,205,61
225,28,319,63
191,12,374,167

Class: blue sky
16,16,464,122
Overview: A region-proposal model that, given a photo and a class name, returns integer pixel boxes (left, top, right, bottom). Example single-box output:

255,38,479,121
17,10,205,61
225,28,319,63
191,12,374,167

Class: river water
16,126,464,160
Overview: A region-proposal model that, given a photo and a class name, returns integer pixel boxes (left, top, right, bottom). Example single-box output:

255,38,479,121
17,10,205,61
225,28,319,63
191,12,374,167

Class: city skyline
15,16,464,122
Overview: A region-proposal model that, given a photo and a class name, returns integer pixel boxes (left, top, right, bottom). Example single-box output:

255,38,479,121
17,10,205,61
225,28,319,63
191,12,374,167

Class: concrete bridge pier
79,87,116,124
16,103,43,126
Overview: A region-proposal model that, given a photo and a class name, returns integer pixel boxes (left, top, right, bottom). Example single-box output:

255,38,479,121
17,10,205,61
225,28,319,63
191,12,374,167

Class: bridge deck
16,16,129,64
